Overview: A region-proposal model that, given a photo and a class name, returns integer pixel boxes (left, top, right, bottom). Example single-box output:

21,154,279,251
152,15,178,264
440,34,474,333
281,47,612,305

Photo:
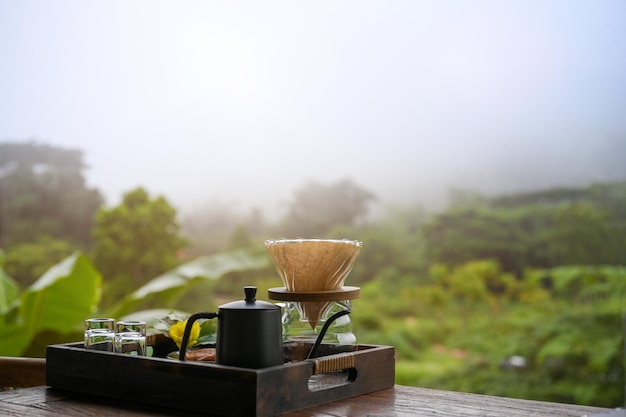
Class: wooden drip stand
268,287,361,326
268,286,361,303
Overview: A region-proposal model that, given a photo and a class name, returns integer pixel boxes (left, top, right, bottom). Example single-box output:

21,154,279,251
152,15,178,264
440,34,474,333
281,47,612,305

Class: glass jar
282,300,356,361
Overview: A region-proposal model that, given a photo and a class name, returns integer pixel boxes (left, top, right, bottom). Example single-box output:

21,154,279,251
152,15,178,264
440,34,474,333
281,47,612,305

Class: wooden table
0,385,613,416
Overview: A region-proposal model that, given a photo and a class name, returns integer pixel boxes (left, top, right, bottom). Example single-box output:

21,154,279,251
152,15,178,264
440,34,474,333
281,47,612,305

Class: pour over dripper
265,238,361,293
265,238,361,329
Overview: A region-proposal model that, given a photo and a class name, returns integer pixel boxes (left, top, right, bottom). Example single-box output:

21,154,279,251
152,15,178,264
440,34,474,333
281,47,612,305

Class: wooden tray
46,335,395,417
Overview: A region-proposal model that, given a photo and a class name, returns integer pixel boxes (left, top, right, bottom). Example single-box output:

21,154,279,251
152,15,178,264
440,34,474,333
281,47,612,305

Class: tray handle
310,352,355,375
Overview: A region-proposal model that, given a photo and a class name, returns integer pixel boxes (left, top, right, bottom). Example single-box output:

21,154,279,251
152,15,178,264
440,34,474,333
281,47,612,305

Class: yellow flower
169,320,200,349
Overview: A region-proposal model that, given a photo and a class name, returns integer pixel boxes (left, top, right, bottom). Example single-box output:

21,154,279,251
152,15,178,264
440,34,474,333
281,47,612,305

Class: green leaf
110,248,270,317
132,249,269,299
0,252,101,356
0,252,20,315
21,252,101,332
0,324,30,356
121,308,190,331
197,319,217,345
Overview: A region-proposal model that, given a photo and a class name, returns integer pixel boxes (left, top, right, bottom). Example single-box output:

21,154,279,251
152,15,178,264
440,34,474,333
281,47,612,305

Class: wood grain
0,356,46,388
268,287,361,302
289,385,611,417
0,385,611,417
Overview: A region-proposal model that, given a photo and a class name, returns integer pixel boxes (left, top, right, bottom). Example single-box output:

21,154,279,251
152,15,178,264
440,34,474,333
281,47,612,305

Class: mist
1,1,625,218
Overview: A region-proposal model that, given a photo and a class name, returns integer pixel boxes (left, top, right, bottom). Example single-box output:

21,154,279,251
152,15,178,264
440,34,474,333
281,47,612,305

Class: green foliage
426,305,623,407
3,236,77,288
421,206,531,273
547,204,612,265
420,180,626,273
152,311,218,347
544,265,625,301
355,262,625,408
0,252,101,356
110,247,272,317
91,188,188,307
0,141,103,249
0,247,274,356
0,251,19,315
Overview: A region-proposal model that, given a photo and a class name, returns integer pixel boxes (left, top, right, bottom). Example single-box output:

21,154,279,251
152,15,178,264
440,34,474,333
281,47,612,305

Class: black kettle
179,286,283,368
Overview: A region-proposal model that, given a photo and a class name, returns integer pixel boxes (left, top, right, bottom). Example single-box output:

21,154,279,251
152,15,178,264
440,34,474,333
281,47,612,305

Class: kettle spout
179,311,219,361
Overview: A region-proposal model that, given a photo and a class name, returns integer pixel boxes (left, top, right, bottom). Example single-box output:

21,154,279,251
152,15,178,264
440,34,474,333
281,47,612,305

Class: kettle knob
244,286,257,303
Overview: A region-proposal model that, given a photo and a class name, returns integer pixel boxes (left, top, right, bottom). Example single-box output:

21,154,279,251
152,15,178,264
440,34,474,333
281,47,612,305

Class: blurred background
1,0,625,408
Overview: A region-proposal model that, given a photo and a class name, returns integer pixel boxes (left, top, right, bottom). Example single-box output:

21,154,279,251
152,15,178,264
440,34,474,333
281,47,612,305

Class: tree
91,188,188,306
420,180,626,273
0,141,103,249
420,207,529,274
279,178,375,237
547,203,611,265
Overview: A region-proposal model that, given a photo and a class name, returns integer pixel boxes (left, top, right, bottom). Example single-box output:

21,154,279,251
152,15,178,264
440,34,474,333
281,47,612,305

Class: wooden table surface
0,384,612,417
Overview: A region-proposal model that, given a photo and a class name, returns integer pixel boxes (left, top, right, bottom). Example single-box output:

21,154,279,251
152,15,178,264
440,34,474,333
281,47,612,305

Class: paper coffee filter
265,239,362,292
295,301,332,327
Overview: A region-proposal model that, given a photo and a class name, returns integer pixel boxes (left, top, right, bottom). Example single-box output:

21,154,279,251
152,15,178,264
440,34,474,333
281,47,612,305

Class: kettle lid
219,286,280,311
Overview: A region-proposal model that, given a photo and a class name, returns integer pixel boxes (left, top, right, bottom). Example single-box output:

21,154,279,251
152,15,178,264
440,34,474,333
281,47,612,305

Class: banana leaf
110,248,271,317
0,251,19,315
0,252,101,356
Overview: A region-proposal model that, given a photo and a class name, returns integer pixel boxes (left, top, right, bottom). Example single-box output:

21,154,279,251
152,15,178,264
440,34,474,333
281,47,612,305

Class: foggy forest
1,140,625,407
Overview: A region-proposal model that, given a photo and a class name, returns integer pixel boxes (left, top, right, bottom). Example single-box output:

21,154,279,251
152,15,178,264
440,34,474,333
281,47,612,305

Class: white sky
1,1,625,216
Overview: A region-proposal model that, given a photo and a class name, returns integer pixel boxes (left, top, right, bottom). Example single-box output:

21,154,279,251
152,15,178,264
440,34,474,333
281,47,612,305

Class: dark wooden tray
46,335,395,417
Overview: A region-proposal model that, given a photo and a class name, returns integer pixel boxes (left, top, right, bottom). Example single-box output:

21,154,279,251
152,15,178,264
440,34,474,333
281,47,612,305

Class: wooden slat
0,385,612,417
292,385,611,417
268,286,361,302
0,357,46,388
